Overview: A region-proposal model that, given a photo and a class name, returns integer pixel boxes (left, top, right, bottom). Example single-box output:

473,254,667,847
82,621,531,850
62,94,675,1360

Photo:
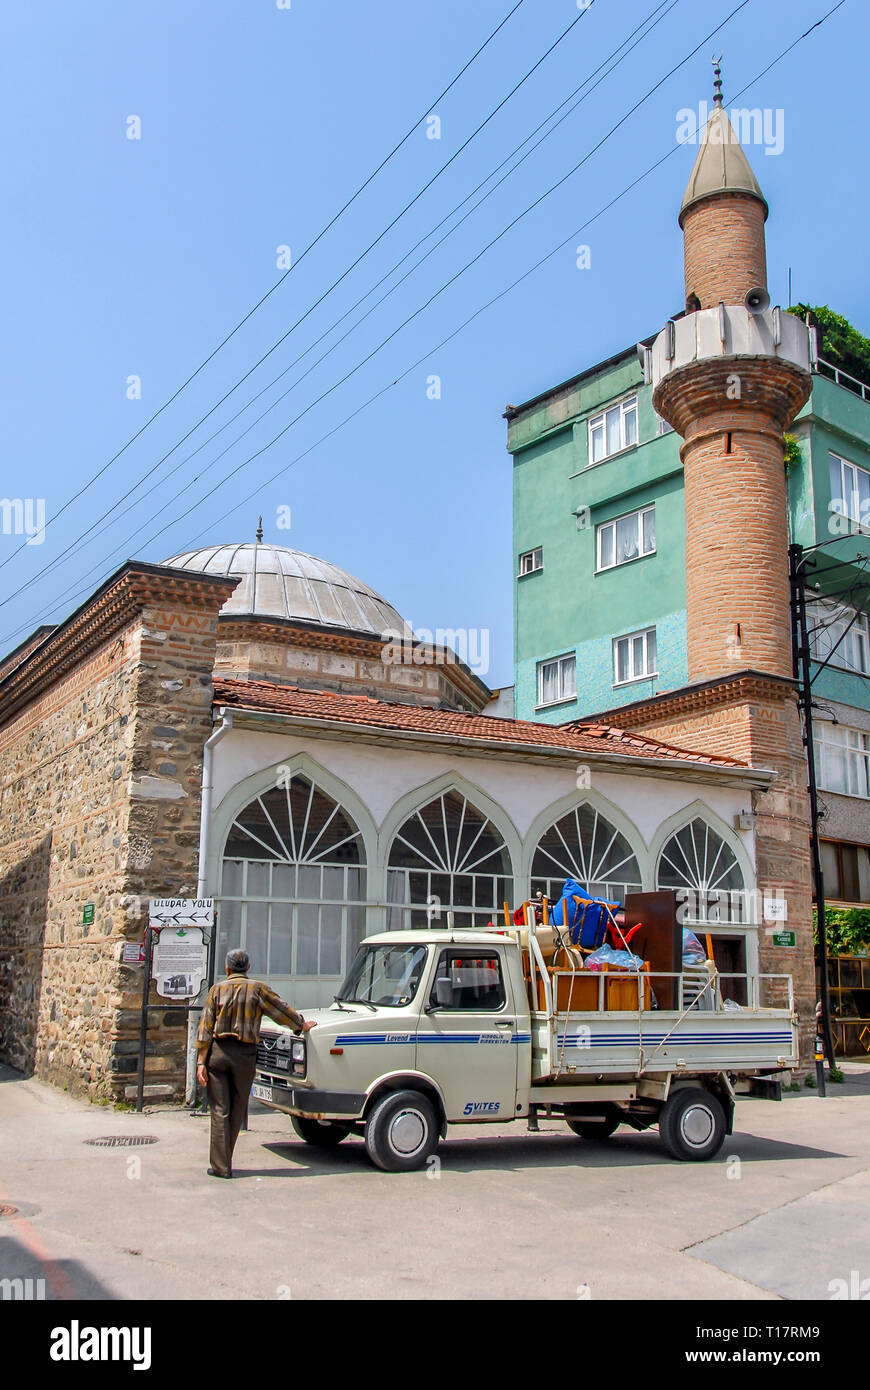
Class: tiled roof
212,678,746,768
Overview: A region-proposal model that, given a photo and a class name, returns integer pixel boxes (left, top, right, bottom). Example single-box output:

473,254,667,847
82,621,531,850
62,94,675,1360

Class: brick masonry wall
632,694,816,1064
0,586,226,1100
682,194,768,309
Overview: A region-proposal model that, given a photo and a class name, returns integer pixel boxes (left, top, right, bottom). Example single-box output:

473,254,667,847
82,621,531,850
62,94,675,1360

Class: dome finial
255,515,264,543
712,52,724,106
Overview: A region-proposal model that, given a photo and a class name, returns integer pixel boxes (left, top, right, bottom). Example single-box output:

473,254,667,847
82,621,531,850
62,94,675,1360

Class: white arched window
218,773,367,995
387,790,512,930
531,803,642,904
656,817,745,922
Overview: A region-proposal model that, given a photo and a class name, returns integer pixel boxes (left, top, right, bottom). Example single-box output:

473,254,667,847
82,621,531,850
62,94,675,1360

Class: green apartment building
508,330,870,957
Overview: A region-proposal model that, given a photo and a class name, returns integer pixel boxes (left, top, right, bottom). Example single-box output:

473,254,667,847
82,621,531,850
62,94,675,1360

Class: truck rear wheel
364,1089,439,1172
659,1087,725,1161
566,1106,621,1140
291,1115,350,1147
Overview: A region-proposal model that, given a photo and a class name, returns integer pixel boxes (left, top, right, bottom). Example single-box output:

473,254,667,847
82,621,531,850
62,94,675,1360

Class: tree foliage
814,905,870,955
788,303,870,387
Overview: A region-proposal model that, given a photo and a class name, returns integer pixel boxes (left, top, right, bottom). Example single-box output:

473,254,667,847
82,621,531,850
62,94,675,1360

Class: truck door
415,946,518,1123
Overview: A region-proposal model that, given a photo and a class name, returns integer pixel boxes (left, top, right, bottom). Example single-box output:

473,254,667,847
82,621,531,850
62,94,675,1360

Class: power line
0,0,531,574
2,0,740,635
2,0,676,610
2,0,847,646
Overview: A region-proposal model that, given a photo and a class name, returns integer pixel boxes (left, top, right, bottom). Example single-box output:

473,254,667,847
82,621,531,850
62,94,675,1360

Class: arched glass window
656,817,746,923
218,773,367,987
387,790,512,929
531,803,642,903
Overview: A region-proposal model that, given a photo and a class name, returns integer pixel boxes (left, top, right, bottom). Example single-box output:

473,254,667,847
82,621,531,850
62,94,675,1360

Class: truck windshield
337,944,429,1007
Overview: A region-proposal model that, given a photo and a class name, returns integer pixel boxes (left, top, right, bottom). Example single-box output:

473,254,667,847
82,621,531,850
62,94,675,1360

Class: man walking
196,949,315,1178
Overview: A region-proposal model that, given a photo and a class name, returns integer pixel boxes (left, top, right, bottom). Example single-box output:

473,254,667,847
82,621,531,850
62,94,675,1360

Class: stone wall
0,567,233,1101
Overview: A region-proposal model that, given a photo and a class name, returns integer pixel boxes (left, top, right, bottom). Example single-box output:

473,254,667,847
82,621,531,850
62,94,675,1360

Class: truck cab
253,923,797,1171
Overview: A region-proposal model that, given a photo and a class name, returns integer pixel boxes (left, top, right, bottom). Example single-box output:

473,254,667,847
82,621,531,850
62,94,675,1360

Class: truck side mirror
434,977,454,1007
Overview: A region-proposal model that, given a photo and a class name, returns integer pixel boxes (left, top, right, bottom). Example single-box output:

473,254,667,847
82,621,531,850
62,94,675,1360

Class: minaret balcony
648,304,812,437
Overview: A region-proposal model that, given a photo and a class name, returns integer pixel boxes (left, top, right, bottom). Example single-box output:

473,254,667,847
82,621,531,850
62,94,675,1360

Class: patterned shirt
197,974,304,1061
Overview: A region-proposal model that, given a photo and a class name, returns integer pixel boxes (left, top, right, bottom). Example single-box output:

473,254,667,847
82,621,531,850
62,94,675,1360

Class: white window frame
587,395,638,465
518,546,543,576
597,505,656,572
809,599,870,676
829,450,870,529
814,722,870,799
613,627,657,686
656,412,674,436
537,653,577,708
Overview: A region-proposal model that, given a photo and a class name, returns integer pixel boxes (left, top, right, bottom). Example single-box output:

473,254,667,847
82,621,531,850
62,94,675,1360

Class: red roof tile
212,678,746,769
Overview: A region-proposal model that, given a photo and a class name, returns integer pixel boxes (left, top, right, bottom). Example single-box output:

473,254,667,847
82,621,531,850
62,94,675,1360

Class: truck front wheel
364,1089,439,1172
291,1115,350,1147
659,1087,725,1161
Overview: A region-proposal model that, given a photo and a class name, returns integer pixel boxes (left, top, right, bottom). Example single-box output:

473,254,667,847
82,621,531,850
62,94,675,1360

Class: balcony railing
816,357,870,403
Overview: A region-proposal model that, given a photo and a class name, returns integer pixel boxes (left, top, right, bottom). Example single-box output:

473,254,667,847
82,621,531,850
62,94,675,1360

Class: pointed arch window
387,790,512,930
656,817,746,923
531,803,642,903
219,773,367,981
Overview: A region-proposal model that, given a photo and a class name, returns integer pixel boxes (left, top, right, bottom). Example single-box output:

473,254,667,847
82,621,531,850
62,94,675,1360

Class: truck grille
256,1040,290,1073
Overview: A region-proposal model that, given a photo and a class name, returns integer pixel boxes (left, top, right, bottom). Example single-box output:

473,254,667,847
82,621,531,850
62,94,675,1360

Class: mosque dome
162,538,404,636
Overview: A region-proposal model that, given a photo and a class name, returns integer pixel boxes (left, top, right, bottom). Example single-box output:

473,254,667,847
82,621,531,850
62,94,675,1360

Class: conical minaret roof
678,95,768,227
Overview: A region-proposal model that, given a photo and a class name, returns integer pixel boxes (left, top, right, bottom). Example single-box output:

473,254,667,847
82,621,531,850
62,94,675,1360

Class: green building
507,326,870,962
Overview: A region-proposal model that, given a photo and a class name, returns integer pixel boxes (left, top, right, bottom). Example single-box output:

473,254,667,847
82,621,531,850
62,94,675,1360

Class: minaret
642,64,816,1064
652,62,811,682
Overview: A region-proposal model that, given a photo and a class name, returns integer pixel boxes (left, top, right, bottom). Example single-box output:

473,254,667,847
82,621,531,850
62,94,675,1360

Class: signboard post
135,899,215,1111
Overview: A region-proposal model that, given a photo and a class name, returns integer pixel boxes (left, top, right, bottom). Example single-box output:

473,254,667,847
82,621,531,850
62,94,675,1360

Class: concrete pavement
1,1061,868,1300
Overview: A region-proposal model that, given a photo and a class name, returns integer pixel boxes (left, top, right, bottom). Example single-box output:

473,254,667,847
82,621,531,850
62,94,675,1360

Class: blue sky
0,0,863,686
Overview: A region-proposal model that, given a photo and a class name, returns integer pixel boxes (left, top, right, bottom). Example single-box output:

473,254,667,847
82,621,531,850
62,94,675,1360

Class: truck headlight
291,1040,305,1061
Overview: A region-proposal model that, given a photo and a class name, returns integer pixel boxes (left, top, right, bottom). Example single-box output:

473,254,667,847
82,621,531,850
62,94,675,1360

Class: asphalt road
1,1062,868,1301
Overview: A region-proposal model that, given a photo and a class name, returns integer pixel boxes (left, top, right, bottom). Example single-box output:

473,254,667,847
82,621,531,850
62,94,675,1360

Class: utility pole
789,542,836,1068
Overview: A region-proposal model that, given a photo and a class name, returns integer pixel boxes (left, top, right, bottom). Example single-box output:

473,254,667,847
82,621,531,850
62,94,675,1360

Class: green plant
788,303,870,387
829,1068,845,1084
805,1072,817,1088
783,432,802,474
813,905,870,956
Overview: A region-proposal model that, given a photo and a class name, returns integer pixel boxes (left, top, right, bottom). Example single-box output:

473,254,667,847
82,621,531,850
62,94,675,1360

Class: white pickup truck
252,923,797,1171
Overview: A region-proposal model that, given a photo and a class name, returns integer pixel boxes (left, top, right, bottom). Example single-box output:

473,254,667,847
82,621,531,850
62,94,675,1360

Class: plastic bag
682,928,706,964
585,943,643,972
722,998,743,1012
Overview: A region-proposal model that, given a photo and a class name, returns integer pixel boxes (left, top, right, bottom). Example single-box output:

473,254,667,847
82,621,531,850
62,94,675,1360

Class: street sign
122,941,146,964
82,902,95,926
763,895,788,922
148,898,214,928
771,930,796,948
152,926,207,999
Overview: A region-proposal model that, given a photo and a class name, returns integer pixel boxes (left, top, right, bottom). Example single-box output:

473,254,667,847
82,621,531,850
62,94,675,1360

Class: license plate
252,1083,272,1102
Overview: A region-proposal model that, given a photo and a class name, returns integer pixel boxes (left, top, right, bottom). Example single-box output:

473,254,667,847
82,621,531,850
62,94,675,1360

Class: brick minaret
630,71,817,1061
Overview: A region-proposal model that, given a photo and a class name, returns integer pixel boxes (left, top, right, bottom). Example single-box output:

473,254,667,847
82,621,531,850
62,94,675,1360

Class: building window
588,396,638,464
814,723,870,798
656,413,674,435
613,627,657,685
518,547,543,576
531,803,642,905
829,450,870,528
597,505,655,571
657,817,746,924
820,840,870,903
537,653,577,706
809,599,870,675
387,791,512,931
219,774,367,984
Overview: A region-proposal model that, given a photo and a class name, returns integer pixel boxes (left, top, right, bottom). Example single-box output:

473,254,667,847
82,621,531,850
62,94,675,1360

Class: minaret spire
255,515,264,543
712,52,724,107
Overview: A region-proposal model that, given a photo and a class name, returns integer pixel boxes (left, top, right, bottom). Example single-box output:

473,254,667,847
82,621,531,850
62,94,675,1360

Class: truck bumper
253,1075,366,1117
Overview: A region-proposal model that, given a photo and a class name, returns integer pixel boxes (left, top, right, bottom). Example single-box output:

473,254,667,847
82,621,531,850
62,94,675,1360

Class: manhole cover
85,1136,159,1148
0,1204,19,1217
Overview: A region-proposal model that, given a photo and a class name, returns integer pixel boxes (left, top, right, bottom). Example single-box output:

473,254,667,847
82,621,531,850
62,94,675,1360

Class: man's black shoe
207,1168,232,1179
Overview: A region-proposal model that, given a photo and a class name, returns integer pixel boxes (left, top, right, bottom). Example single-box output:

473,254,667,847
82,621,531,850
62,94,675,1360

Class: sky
0,0,864,687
